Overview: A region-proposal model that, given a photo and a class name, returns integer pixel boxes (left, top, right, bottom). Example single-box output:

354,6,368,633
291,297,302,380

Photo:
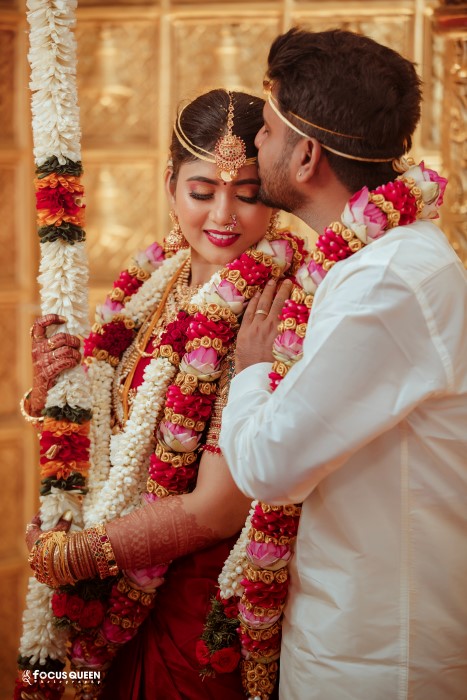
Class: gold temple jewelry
121,261,189,422
20,389,44,429
86,524,119,579
215,91,247,181
173,91,256,180
264,81,397,164
165,210,188,255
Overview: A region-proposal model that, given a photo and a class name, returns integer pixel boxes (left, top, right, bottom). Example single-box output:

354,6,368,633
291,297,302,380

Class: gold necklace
174,257,203,309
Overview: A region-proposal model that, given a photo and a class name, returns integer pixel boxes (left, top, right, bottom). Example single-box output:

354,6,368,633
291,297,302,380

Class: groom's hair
266,28,422,192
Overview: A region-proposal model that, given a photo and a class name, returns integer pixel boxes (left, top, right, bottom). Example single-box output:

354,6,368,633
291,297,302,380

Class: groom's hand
235,279,293,374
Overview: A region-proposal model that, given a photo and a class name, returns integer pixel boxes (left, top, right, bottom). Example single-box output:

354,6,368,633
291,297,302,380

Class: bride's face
166,159,273,268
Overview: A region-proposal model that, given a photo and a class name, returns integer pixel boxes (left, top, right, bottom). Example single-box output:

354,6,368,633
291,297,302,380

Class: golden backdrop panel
76,20,159,148
0,165,17,288
77,0,158,6
0,27,15,142
443,36,467,264
83,161,160,284
0,437,26,559
170,15,281,106
423,23,445,151
0,304,20,417
293,7,414,59
0,568,28,698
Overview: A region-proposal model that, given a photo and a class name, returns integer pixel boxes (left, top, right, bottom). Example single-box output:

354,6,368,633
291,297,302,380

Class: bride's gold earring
164,210,189,256
265,211,280,240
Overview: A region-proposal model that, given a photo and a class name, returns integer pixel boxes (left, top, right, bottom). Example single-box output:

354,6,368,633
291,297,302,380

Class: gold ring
52,349,57,360
255,309,268,317
47,338,54,349
29,325,41,340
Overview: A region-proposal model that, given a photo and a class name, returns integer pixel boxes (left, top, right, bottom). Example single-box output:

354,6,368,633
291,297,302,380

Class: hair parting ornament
263,78,402,164
173,90,256,181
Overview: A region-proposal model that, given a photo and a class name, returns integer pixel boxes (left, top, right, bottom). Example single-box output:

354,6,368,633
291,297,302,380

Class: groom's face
255,100,303,214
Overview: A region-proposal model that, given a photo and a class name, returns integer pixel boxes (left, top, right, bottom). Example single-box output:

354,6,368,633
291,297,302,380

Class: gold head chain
263,78,403,165
173,90,256,181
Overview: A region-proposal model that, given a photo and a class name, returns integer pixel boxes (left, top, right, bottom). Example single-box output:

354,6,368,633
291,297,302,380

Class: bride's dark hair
169,89,264,180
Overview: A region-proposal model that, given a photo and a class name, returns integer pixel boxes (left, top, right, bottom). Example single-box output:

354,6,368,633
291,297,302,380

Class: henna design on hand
106,496,220,570
30,314,81,414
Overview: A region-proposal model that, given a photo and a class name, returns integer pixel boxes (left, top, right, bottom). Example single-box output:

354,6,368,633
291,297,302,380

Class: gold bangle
19,389,44,429
86,524,119,579
29,531,70,587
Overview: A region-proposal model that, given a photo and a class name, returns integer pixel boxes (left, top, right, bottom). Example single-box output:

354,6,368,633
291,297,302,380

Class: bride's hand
29,314,82,416
25,512,73,552
235,278,293,374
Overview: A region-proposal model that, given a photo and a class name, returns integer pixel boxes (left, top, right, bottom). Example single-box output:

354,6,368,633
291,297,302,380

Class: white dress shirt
220,221,467,700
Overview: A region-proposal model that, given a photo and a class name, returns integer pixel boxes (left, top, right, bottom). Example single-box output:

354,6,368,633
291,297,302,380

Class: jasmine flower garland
17,1,89,696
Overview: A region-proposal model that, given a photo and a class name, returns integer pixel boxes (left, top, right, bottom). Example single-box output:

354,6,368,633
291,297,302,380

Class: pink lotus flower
404,161,448,219
213,279,247,315
238,601,281,629
180,346,221,379
101,616,135,644
256,238,294,272
295,259,327,293
159,420,200,453
95,297,123,324
341,187,388,243
133,241,165,272
273,329,303,362
70,638,109,669
246,541,291,569
125,564,168,591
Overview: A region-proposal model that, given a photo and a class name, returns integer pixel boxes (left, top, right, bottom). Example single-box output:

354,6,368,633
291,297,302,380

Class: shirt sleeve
219,261,448,504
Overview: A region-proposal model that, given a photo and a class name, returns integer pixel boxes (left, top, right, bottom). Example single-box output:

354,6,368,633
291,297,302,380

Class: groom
220,28,467,700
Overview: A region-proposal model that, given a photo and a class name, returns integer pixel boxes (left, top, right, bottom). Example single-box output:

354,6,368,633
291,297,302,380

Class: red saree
101,536,244,699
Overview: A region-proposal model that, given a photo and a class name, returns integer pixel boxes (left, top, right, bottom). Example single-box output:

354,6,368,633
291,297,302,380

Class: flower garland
18,227,305,699
16,1,90,697
199,158,447,700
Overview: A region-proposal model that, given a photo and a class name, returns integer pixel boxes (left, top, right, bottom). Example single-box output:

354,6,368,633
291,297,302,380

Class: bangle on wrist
86,524,119,579
19,389,44,430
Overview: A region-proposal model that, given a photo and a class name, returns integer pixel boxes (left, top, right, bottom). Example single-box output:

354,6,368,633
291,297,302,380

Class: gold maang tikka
173,90,256,181
215,91,247,182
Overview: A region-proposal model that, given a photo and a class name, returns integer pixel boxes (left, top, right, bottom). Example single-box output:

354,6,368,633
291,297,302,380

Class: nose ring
225,214,237,232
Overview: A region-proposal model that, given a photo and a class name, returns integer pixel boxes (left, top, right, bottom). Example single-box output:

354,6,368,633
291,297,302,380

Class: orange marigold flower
43,418,90,437
41,460,90,480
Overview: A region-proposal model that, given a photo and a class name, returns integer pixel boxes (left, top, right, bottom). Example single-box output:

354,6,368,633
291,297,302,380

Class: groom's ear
294,138,322,184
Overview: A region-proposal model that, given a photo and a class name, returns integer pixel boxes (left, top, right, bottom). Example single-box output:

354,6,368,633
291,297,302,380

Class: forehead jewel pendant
214,91,247,182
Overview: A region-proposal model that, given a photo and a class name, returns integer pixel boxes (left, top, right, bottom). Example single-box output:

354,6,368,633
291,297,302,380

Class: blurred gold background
0,0,465,695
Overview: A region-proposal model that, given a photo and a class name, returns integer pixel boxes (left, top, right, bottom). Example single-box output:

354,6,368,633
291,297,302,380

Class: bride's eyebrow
186,176,218,184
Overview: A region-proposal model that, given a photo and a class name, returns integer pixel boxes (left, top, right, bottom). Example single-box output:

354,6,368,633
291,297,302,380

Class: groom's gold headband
173,90,256,181
263,79,400,164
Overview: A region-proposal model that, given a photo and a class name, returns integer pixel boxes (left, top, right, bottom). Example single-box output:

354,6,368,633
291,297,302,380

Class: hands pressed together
235,278,293,374
29,313,81,416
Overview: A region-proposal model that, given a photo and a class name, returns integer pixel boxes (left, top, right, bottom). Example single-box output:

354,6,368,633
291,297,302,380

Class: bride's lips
204,229,240,248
